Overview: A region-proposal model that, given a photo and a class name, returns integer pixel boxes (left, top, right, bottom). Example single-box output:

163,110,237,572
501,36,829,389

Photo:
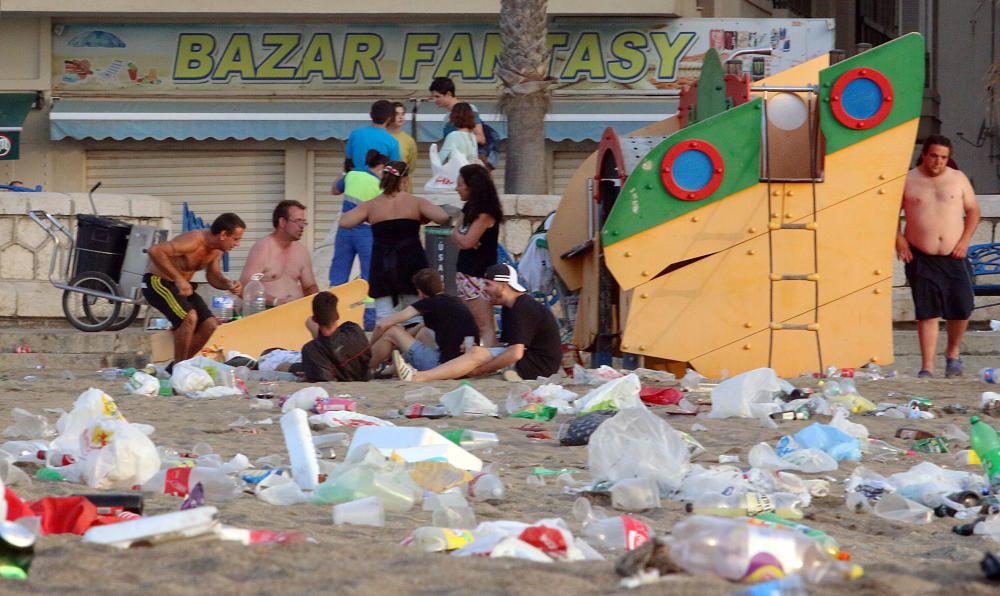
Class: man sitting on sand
370,268,479,374
302,292,371,382
144,213,245,363
241,200,319,307
394,264,561,382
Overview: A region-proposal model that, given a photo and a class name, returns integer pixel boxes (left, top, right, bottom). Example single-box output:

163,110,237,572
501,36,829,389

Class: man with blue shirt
344,100,400,172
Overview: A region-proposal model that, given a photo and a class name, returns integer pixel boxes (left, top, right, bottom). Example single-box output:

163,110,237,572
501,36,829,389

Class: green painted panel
820,33,924,155
602,98,762,247
690,48,728,125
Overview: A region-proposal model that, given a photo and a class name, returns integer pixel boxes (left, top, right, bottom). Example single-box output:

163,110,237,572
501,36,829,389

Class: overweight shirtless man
240,200,319,307
896,134,980,378
144,213,245,363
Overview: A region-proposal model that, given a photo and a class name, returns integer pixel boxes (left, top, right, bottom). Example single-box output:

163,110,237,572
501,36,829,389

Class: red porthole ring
829,67,894,130
660,139,725,201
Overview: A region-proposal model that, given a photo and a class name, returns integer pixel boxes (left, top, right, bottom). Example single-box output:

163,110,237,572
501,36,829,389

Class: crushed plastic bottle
668,516,862,583
685,492,804,520
467,471,505,501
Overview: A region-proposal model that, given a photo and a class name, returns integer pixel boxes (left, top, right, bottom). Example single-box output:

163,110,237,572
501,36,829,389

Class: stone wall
0,192,172,321
893,195,1000,323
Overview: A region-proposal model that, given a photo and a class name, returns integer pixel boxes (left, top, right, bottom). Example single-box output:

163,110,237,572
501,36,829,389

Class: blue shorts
405,342,440,371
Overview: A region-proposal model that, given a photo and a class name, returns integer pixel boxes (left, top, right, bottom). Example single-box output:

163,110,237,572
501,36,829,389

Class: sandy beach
0,359,999,595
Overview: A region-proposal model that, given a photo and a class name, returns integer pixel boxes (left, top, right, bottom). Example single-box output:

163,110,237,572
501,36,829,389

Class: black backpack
478,123,501,170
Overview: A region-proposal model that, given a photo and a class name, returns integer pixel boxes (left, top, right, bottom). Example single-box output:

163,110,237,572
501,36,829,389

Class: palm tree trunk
498,0,551,194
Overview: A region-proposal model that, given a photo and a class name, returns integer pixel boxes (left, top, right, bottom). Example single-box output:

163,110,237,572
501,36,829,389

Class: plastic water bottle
970,416,1000,489
243,273,267,317
981,368,1000,384
685,492,804,520
211,292,234,322
668,516,862,583
467,472,506,501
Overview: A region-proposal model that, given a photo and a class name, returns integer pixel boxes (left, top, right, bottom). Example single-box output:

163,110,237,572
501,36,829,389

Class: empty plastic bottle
141,466,243,501
970,416,1000,490
467,472,505,501
685,492,804,520
669,516,862,583
243,273,267,317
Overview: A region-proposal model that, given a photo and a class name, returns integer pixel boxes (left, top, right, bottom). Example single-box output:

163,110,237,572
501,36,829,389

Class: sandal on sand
392,351,415,382
917,369,933,378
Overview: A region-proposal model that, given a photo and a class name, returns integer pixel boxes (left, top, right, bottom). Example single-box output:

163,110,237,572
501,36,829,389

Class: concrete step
0,327,154,356
893,329,1000,356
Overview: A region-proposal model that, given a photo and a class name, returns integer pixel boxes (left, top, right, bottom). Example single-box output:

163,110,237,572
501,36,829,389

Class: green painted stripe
602,98,763,247
820,32,925,155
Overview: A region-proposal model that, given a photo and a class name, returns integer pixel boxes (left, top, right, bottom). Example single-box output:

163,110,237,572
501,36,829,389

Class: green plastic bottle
969,416,1000,488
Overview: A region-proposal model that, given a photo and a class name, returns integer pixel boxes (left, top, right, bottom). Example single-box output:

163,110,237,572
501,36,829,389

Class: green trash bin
424,225,458,295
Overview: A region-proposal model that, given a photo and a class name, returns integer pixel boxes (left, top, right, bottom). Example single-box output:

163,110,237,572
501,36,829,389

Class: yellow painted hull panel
150,279,369,362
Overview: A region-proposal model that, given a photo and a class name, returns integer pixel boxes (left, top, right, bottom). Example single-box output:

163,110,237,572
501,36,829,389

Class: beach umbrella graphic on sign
68,30,126,48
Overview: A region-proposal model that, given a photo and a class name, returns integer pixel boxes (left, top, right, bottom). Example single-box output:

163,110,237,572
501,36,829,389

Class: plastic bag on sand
573,364,624,385
62,418,161,488
748,442,838,474
312,444,421,512
441,384,498,417
126,371,160,396
777,423,861,462
588,404,690,493
574,374,642,415
888,461,986,507
282,386,329,413
3,408,54,439
677,464,751,502
170,356,241,398
50,389,125,456
829,407,869,449
707,368,781,419
308,411,395,428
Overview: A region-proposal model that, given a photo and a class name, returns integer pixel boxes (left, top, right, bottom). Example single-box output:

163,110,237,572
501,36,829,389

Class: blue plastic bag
776,423,861,462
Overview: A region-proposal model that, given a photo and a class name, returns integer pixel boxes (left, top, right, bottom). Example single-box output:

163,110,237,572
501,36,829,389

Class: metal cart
28,182,168,332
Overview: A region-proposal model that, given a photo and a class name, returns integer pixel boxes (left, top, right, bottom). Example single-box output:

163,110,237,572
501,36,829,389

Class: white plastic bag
587,404,690,493
441,384,498,417
75,418,161,488
171,356,240,398
50,389,125,456
424,144,470,193
708,368,782,419
829,407,870,449
574,373,642,414
747,442,838,473
126,371,160,396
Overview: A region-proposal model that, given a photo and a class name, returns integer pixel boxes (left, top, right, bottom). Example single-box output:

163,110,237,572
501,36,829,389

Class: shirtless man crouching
896,134,980,378
240,200,319,307
144,213,245,363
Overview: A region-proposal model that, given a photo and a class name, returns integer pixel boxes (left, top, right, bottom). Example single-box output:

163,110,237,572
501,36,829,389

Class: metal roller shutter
86,149,285,274
552,145,595,196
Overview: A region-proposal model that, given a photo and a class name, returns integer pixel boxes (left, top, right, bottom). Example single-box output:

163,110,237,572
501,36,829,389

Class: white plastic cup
333,496,385,527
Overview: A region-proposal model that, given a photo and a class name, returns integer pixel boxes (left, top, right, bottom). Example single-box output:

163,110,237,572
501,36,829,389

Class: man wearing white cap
394,263,562,382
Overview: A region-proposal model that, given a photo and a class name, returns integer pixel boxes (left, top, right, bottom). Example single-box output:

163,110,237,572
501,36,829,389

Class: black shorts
142,273,214,330
904,248,975,321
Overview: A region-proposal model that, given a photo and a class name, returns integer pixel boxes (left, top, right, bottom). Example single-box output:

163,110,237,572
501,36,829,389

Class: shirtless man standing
144,213,245,363
241,200,319,306
896,134,980,378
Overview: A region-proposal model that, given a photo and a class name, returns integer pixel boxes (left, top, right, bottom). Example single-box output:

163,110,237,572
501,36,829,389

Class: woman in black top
450,164,503,346
340,161,450,322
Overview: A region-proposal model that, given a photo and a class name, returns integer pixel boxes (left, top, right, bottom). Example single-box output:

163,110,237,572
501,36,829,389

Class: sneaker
392,351,415,382
945,357,963,378
917,369,933,378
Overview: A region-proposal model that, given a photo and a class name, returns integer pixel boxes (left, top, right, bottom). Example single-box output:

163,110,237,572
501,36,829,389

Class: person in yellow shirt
389,101,418,192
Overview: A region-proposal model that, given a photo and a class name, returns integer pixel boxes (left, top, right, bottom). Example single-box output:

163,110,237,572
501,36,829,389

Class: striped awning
50,98,678,143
